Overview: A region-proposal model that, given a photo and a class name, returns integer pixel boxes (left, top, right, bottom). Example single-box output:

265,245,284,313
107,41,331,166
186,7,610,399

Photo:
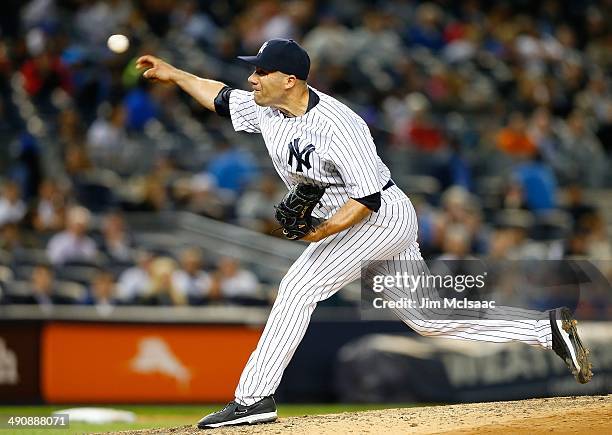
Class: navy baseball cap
238,39,310,80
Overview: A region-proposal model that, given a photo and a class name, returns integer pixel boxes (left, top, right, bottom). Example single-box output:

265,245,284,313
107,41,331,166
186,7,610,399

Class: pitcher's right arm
136,55,225,113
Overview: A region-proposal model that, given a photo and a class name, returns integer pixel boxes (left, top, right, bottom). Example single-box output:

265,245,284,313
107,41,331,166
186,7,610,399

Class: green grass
0,403,419,434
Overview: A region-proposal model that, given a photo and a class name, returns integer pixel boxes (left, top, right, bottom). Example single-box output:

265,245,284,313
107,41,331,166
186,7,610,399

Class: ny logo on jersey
288,139,315,172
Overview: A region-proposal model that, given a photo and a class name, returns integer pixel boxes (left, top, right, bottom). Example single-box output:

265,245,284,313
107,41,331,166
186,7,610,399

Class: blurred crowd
0,0,611,316
0,199,268,310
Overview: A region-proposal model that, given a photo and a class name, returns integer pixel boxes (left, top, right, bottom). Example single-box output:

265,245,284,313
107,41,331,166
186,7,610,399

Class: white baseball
107,34,129,53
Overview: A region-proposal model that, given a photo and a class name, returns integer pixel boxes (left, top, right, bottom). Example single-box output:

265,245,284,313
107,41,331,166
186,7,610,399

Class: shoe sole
559,308,593,384
198,411,278,429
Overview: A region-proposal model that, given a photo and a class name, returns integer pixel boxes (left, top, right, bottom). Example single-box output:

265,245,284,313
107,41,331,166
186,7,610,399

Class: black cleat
550,307,593,384
197,396,277,429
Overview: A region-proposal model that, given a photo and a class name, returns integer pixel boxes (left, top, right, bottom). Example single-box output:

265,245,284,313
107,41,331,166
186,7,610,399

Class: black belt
382,179,395,191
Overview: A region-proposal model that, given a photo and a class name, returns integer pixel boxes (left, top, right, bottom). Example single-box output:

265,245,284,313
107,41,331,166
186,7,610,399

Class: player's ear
284,75,297,90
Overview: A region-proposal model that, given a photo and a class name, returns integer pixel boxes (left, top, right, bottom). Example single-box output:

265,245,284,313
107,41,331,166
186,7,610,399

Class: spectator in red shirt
20,51,72,99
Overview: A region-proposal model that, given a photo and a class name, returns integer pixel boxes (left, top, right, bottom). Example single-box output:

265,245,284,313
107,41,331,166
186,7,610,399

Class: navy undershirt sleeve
353,192,381,212
214,86,233,117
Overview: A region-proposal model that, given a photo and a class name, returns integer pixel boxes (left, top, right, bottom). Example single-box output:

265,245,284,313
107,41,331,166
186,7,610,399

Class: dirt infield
116,395,611,435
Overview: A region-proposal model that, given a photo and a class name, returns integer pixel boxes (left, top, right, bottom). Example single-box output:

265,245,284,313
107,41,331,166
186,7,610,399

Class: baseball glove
275,183,326,240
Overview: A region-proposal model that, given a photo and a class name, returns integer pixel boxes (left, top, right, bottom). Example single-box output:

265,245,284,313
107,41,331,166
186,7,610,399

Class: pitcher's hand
136,55,177,83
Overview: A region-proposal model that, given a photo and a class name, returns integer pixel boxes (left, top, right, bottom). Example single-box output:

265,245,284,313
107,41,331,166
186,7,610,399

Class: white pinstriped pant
235,186,553,405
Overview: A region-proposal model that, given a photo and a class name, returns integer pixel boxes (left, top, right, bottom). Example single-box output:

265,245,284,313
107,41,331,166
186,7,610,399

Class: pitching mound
116,395,611,435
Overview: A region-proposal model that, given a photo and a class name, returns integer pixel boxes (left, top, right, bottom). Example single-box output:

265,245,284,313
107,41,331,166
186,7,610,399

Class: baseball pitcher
137,38,592,429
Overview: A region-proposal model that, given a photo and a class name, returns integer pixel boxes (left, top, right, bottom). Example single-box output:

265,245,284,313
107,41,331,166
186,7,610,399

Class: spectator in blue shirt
206,140,258,196
122,80,159,131
513,153,558,213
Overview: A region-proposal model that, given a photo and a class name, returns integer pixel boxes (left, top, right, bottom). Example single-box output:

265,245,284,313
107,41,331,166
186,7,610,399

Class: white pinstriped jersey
229,88,391,219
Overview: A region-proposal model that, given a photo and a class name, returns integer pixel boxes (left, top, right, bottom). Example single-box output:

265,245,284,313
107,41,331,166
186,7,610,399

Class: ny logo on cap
288,139,315,172
258,41,269,55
